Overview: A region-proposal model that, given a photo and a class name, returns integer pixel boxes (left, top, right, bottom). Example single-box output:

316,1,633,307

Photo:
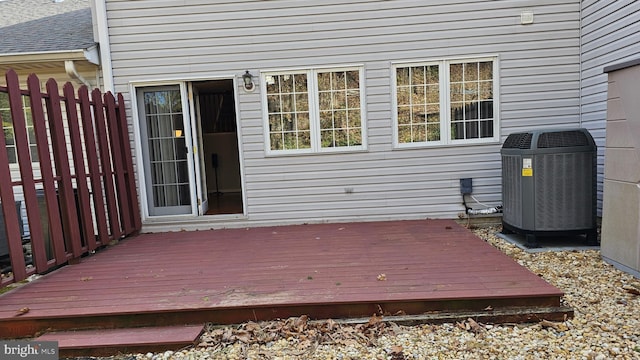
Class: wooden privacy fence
0,69,140,288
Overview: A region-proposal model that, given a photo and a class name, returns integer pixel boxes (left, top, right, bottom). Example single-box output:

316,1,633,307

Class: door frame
130,76,246,222
188,83,209,216
134,83,198,217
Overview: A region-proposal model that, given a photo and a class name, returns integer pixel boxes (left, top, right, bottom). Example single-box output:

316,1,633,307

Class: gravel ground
96,226,639,360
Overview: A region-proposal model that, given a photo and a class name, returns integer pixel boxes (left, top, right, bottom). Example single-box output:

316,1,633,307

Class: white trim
392,56,500,149
129,81,149,221
390,54,500,67
130,77,248,221
392,60,444,148
261,66,367,156
125,73,241,86
0,49,96,64
260,63,366,74
232,76,249,218
180,82,199,217
94,0,113,92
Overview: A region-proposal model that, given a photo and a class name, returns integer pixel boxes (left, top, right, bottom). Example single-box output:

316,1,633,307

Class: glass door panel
138,86,193,216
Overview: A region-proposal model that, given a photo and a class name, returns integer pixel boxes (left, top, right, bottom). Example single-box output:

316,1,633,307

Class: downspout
65,60,91,87
578,1,583,127
95,0,114,92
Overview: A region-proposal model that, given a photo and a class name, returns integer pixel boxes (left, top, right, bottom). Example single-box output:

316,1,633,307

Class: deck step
35,324,205,357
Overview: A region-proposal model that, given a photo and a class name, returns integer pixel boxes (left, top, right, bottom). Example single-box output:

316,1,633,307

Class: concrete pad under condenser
496,232,600,253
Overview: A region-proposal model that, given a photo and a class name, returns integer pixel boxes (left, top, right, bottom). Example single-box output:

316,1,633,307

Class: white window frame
0,93,39,166
392,56,500,148
261,66,367,156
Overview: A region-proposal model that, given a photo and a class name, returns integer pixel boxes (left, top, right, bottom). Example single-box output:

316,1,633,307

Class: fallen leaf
367,313,383,326
467,318,484,333
540,319,568,332
377,274,387,281
81,276,93,281
244,321,260,332
15,307,29,316
445,226,452,230
293,314,308,333
622,284,640,295
457,318,484,333
234,330,251,343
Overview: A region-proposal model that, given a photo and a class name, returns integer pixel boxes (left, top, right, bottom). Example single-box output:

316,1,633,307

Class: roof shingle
0,0,94,54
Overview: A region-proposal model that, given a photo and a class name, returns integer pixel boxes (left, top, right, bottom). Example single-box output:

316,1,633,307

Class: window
0,93,38,163
264,67,364,154
394,58,498,146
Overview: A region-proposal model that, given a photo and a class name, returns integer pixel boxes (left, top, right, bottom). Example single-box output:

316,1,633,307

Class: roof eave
0,45,100,66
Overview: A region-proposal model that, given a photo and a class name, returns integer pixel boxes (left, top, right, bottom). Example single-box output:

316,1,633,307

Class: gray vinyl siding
105,0,581,225
580,0,640,215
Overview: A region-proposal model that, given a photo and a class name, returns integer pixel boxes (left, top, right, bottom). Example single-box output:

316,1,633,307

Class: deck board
36,325,204,357
0,220,567,338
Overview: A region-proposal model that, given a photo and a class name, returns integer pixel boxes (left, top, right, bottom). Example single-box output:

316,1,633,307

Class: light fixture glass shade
243,70,255,91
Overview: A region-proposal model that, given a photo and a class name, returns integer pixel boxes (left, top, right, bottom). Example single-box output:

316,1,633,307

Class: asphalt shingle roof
0,0,89,27
0,0,94,55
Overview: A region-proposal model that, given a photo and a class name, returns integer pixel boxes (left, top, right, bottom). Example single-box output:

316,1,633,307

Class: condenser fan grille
502,133,533,149
537,130,590,148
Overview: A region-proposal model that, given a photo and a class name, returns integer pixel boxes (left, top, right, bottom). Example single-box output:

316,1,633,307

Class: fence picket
9,71,49,270
63,82,95,252
91,89,122,240
26,73,65,265
0,107,26,283
78,86,109,247
117,93,142,232
45,79,83,258
104,93,131,234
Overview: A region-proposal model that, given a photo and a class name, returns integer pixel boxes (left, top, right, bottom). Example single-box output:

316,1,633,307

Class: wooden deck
0,219,570,342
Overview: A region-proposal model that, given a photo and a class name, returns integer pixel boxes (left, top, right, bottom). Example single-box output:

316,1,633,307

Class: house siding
580,0,640,214
104,0,582,226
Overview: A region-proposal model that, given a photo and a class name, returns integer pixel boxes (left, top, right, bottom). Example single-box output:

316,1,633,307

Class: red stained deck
0,220,569,339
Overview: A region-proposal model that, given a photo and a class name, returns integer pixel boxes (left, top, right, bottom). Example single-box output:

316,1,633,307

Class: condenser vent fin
502,133,533,149
537,130,590,148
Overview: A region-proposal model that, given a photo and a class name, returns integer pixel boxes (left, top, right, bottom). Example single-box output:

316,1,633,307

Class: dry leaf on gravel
456,318,485,333
540,319,568,332
623,284,640,295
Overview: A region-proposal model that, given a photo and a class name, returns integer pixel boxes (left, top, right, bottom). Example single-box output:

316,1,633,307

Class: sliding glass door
137,85,194,216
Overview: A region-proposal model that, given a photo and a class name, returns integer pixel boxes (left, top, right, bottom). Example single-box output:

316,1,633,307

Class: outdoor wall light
242,70,255,92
